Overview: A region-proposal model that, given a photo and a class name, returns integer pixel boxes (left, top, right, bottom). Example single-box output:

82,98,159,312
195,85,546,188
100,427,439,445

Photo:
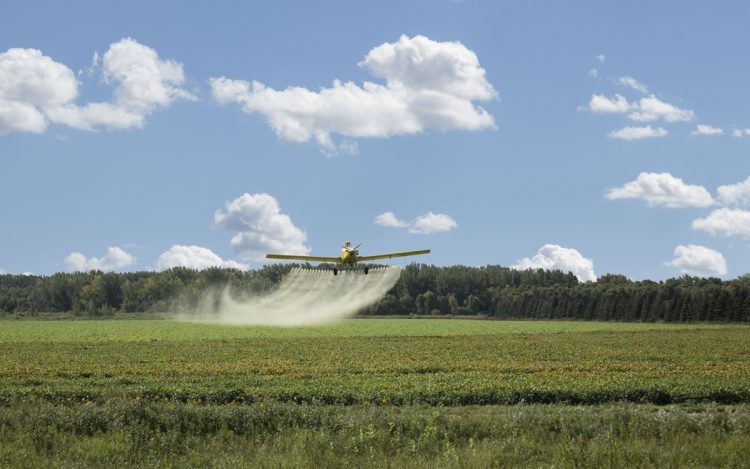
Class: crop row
1,328,749,405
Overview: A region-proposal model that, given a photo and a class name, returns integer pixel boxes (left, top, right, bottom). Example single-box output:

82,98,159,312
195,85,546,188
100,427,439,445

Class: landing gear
364,266,369,275
333,267,338,276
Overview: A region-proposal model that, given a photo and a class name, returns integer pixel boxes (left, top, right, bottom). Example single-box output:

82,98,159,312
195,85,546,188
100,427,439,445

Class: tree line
1,264,748,322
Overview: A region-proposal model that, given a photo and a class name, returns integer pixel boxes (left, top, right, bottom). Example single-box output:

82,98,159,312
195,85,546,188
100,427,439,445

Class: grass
1,318,749,467
0,317,739,342
1,401,749,468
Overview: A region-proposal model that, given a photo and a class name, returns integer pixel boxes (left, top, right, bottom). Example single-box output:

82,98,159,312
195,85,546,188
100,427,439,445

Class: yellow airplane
266,241,430,275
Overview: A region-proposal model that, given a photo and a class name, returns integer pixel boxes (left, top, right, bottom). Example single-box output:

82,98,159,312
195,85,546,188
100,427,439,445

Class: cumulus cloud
667,244,727,277
210,35,497,149
373,211,409,229
692,208,750,238
627,95,694,122
156,245,247,271
0,38,192,135
586,94,630,113
595,54,606,63
47,38,194,131
0,48,77,134
732,128,750,138
717,176,750,207
512,244,596,282
618,75,648,93
588,67,598,78
215,193,310,262
691,124,723,136
374,211,457,234
608,125,667,140
64,246,136,272
606,172,715,208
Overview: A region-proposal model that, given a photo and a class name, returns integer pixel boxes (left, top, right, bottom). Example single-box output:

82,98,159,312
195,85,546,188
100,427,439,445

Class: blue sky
1,0,749,280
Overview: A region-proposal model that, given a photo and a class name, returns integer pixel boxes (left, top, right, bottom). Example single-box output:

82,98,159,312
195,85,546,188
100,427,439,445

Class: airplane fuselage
340,248,358,265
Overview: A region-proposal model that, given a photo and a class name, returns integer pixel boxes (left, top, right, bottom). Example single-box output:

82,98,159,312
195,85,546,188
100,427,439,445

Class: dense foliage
2,402,749,468
1,264,749,322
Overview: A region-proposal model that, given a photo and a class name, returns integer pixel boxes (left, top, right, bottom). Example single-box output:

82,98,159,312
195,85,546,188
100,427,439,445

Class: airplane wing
357,249,431,262
266,254,340,262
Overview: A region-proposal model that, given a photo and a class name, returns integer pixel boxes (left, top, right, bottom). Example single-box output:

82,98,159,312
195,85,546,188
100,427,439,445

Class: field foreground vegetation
1,319,749,467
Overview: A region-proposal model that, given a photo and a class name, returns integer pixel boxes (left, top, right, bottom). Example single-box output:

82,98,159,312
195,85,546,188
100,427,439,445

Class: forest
1,264,749,322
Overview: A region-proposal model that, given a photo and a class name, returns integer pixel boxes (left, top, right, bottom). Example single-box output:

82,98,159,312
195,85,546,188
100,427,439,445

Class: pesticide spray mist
176,266,401,326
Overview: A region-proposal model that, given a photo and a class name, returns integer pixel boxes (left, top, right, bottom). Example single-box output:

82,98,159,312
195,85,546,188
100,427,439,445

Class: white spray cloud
692,208,750,239
512,244,596,282
209,35,497,150
374,211,457,234
156,245,247,271
215,193,310,262
606,172,715,208
179,266,401,326
0,38,192,135
64,246,136,272
667,244,727,277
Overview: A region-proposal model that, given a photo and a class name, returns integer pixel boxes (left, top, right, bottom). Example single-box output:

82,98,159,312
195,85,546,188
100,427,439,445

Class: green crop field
1,319,749,467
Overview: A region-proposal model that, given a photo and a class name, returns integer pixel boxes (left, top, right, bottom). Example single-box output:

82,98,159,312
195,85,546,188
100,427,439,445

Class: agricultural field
1,319,749,467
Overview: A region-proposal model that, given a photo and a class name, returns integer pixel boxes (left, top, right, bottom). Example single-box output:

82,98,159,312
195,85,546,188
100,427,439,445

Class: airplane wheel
333,268,338,276
364,266,369,275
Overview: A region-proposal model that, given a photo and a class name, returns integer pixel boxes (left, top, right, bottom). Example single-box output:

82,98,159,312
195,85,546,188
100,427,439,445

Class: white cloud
627,95,694,122
608,125,667,140
717,176,750,207
0,48,77,134
512,244,596,282
692,208,750,238
606,172,715,208
410,212,458,234
732,128,750,137
156,245,247,271
64,246,136,272
215,193,310,262
45,102,144,130
374,211,457,234
588,67,598,78
210,35,497,149
595,54,606,63
667,244,727,277
587,94,630,113
47,38,194,131
373,211,409,228
691,124,723,136
618,75,648,93
0,268,6,274
0,38,192,135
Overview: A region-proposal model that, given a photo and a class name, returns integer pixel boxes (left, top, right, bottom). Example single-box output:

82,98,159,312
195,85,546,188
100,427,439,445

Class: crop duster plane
266,242,430,275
